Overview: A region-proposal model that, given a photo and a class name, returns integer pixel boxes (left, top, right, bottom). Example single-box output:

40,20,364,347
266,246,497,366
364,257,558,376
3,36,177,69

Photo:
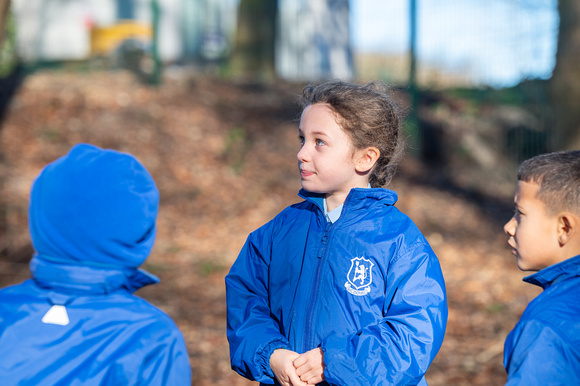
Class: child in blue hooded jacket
226,81,447,385
503,150,580,384
0,144,191,385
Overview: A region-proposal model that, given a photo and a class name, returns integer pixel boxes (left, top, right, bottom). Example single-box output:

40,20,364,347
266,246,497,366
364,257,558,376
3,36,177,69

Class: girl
226,80,447,385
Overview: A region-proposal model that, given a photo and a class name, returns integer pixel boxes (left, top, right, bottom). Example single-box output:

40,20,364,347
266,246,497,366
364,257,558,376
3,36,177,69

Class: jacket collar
30,254,159,295
524,254,580,290
299,188,398,221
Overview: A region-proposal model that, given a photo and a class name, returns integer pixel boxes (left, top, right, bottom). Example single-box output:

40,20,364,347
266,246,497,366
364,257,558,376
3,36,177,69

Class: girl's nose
297,145,309,162
504,217,515,236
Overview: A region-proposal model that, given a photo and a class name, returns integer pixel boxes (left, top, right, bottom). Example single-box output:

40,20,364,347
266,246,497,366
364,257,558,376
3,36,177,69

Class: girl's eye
316,139,326,146
298,136,305,145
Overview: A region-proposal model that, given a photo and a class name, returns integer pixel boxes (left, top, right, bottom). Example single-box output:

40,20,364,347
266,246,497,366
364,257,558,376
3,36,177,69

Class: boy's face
297,103,366,209
504,181,561,271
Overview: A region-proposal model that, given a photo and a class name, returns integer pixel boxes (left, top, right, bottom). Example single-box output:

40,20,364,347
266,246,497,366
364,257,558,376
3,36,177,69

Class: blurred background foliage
0,3,17,78
1,0,578,166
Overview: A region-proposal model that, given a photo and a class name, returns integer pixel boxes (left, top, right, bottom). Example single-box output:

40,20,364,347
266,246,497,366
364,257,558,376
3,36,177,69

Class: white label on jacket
42,305,70,326
345,257,374,296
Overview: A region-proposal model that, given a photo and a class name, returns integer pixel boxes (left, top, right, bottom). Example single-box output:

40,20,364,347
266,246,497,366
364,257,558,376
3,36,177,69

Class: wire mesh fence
348,0,559,170
351,0,558,89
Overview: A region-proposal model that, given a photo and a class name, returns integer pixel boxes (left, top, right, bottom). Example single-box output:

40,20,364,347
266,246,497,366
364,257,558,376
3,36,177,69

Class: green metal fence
351,0,558,168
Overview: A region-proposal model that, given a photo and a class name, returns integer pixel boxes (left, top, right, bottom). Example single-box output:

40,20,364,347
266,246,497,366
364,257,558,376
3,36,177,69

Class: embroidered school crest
345,257,374,296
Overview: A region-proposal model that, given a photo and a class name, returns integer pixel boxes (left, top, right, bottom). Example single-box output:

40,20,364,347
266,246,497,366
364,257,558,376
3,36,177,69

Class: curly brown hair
299,80,405,187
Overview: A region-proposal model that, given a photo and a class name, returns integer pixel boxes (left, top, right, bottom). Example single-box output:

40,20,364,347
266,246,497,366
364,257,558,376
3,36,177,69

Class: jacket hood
29,143,159,268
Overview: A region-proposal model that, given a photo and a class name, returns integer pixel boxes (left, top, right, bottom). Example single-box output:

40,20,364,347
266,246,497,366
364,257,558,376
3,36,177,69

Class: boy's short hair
517,150,580,215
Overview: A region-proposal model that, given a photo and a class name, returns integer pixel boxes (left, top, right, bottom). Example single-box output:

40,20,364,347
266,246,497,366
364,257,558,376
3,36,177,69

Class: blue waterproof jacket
226,188,447,385
0,144,191,385
504,254,580,385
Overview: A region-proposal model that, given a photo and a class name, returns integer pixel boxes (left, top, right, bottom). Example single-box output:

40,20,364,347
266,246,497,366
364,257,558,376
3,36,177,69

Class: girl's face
297,103,369,210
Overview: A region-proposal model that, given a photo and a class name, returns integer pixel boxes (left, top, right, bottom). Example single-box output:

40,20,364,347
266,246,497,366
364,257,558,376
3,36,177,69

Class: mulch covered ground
0,70,540,385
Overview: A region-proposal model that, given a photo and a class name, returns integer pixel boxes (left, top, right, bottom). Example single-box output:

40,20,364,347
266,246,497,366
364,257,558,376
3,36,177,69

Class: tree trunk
548,0,580,150
0,0,10,45
230,0,278,82
0,0,12,255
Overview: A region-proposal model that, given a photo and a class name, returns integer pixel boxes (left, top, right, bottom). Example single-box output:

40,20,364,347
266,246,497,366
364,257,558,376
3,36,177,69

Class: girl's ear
355,147,380,173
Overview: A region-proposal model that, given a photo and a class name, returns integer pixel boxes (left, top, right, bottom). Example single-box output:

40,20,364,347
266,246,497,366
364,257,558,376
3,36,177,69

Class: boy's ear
557,212,578,246
355,147,380,173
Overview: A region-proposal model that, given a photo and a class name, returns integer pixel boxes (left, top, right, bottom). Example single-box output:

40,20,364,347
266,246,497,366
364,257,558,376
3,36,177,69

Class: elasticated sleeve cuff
256,338,291,380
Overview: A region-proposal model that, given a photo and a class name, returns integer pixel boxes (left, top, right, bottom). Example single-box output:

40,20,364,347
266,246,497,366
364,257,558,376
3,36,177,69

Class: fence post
408,0,420,154
150,0,162,86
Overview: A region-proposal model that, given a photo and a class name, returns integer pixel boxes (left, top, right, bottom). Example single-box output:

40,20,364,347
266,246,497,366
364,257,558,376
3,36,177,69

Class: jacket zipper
303,219,332,353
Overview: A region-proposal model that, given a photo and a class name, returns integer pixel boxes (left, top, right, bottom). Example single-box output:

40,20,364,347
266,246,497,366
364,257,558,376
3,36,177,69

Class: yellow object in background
90,21,152,56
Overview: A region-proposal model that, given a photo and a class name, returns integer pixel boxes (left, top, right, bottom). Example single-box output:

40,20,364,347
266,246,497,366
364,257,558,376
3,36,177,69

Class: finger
301,366,326,383
306,371,325,384
293,353,308,368
295,358,314,375
298,368,315,383
289,371,309,386
295,364,307,377
290,377,308,385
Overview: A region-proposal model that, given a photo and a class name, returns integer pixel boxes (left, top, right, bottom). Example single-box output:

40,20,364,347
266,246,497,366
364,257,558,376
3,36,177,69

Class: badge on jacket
345,257,374,296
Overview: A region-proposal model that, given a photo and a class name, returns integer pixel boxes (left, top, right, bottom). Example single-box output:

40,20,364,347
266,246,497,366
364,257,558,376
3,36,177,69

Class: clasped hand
270,348,325,386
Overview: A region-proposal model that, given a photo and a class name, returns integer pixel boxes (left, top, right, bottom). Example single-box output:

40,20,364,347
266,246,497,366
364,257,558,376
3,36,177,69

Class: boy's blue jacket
0,144,191,385
226,188,447,385
504,254,580,385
